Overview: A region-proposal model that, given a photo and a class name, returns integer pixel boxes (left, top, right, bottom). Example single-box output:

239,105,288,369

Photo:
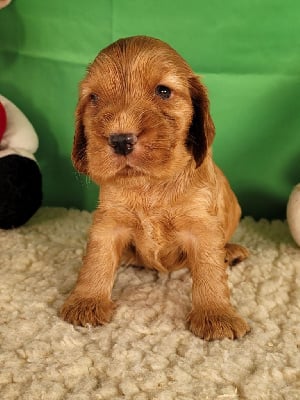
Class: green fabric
0,0,299,218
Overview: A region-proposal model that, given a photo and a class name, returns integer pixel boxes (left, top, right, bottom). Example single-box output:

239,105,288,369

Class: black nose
108,134,137,156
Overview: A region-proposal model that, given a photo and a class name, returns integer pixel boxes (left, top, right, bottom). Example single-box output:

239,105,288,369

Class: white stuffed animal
287,184,300,246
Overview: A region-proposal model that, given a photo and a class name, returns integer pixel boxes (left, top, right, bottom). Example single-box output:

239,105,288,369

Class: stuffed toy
0,95,42,229
287,184,300,246
0,0,11,9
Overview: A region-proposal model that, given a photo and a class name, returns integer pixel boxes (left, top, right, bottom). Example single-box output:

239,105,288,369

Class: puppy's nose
108,133,137,156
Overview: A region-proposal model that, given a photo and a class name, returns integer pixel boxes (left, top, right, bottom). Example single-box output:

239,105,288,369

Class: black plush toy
0,95,42,229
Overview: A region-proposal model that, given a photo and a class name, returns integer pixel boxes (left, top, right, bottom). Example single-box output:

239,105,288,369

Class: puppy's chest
132,210,184,272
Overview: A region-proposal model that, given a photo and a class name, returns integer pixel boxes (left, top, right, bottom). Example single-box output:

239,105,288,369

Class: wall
0,0,299,218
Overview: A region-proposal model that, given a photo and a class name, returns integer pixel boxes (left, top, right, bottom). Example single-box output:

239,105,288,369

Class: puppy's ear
72,100,88,174
187,76,215,168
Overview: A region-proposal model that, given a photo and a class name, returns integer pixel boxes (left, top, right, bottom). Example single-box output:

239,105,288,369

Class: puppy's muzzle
108,133,137,156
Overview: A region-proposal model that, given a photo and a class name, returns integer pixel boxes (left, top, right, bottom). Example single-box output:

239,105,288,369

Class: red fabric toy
0,101,6,141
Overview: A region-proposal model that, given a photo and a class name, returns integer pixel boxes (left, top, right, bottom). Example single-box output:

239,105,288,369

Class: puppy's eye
155,85,172,99
89,93,99,104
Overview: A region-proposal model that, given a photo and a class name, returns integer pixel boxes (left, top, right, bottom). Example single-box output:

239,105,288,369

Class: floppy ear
72,100,88,174
187,76,215,168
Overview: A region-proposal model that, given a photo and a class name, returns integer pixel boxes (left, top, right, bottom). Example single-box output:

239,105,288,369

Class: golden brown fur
60,36,250,340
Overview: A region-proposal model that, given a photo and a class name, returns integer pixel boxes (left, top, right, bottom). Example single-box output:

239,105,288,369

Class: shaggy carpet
0,207,299,400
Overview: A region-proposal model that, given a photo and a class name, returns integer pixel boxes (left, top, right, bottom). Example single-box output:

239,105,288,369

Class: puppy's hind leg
225,243,249,267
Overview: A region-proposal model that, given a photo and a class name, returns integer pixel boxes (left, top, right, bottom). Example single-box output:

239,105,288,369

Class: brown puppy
60,36,250,340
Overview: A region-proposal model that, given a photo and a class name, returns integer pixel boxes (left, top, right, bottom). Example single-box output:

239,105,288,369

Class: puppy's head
73,36,215,183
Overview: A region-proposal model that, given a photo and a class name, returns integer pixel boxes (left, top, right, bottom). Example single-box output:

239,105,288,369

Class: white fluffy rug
0,208,299,400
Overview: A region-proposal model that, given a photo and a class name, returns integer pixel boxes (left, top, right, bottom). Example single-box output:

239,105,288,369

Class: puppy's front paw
188,308,250,341
60,294,115,327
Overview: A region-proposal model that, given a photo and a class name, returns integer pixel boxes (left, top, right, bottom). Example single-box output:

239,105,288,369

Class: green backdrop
0,0,299,219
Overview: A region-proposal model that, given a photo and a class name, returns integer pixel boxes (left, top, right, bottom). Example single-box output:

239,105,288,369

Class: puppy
60,35,250,340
